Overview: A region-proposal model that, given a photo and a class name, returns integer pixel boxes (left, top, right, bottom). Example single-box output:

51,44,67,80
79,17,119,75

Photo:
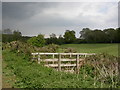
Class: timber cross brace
31,53,95,74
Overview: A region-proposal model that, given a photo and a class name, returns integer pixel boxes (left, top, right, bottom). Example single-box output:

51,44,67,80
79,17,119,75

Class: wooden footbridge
31,53,95,74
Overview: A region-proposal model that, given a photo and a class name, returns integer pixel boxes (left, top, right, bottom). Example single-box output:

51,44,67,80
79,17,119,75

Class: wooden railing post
38,53,40,64
76,54,79,74
58,53,61,71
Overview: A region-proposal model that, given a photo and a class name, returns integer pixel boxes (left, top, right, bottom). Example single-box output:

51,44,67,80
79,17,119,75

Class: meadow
59,44,118,56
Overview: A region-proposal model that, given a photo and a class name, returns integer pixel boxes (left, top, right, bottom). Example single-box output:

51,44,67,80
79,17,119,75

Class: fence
31,53,95,74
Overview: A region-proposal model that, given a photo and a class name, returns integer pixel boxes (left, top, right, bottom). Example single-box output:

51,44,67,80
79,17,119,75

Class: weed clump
84,53,119,88
64,48,77,53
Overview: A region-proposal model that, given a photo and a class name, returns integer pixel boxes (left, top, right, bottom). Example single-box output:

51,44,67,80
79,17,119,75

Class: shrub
64,48,77,53
37,44,60,53
46,44,59,52
27,34,45,47
4,41,34,58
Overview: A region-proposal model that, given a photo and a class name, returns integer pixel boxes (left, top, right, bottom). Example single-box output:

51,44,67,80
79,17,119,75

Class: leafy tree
2,28,13,34
80,28,93,43
58,35,64,45
103,28,116,43
92,30,107,43
116,28,120,43
13,30,22,41
50,33,56,38
80,28,92,39
2,29,23,42
2,34,14,42
46,33,58,44
49,33,58,44
80,28,117,43
27,34,45,47
63,30,76,44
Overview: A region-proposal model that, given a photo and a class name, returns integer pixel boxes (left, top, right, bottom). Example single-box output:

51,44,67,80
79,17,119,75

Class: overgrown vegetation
3,50,120,88
2,41,120,88
85,54,119,87
2,41,60,54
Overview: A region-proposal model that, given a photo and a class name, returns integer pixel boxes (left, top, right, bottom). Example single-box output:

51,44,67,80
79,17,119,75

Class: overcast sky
0,2,1,30
2,2,118,38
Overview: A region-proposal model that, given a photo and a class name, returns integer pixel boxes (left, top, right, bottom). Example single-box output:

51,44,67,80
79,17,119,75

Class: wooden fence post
38,53,40,64
32,54,35,61
52,54,54,64
70,53,72,58
53,54,54,59
58,53,61,71
76,54,79,74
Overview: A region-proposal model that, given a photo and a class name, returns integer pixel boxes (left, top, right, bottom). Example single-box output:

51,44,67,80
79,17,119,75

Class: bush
27,34,45,47
64,48,77,53
37,44,60,53
3,41,60,59
3,41,35,58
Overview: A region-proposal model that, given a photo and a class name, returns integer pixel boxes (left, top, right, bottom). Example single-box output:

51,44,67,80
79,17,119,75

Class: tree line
2,29,31,43
80,28,120,43
2,28,120,46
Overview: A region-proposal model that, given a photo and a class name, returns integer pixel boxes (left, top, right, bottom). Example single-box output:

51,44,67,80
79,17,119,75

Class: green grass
2,60,16,88
59,44,118,56
2,43,119,88
3,50,112,88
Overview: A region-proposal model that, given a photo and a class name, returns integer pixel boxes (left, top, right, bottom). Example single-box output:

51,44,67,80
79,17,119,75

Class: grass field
59,44,118,56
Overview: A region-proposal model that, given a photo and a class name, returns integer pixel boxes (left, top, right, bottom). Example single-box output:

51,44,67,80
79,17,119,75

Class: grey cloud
0,2,2,30
3,2,59,20
2,2,118,38
118,2,120,27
